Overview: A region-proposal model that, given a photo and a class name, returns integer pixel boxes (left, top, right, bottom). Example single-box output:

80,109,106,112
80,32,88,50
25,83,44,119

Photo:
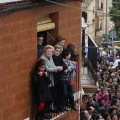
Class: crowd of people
31,35,79,120
80,43,120,120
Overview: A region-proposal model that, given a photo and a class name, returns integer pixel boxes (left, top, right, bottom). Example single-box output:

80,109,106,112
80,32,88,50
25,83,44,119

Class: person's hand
103,93,106,97
38,72,43,76
57,66,63,71
68,66,71,70
44,72,47,76
71,61,75,64
64,69,68,73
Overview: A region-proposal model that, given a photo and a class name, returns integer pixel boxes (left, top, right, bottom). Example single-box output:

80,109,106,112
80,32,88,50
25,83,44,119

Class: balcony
96,8,104,16
81,34,98,95
31,59,81,120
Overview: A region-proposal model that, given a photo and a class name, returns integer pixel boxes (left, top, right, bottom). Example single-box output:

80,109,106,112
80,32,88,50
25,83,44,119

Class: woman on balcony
55,35,66,54
40,45,63,111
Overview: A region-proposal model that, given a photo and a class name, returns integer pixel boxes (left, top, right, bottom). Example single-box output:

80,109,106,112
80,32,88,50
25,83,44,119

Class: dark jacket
33,73,51,103
107,56,114,63
37,45,44,58
52,55,68,71
52,55,68,85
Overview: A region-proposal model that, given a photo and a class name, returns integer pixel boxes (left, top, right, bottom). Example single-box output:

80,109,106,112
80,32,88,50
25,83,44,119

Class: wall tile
0,78,8,89
22,98,30,110
17,10,35,22
2,12,18,25
15,112,22,120
0,110,3,120
2,108,9,120
12,103,22,115
0,25,5,37
22,108,30,120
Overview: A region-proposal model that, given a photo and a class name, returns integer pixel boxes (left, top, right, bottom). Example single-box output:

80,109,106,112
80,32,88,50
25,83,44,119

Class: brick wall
0,1,81,120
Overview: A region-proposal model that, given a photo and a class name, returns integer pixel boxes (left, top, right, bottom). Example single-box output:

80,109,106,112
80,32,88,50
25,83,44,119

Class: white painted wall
85,0,96,40
102,0,112,37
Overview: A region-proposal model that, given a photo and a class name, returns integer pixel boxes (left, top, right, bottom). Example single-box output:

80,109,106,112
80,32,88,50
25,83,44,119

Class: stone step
82,85,98,95
81,67,96,86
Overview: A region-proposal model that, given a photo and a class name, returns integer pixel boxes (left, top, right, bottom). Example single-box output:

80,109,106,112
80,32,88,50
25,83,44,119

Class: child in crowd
61,49,78,111
31,59,52,120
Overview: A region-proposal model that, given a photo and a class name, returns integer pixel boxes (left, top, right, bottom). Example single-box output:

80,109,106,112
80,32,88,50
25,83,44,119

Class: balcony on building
96,7,104,16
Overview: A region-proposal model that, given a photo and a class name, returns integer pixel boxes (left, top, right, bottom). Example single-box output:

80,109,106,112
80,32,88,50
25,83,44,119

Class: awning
37,15,55,32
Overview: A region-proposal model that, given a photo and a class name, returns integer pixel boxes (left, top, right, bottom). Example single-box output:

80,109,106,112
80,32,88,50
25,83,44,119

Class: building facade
0,0,82,120
82,0,112,44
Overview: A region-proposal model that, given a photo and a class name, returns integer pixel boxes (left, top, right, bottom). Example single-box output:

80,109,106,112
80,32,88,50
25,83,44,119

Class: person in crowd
90,112,98,120
80,110,88,120
99,99,107,110
110,73,116,82
84,110,91,120
40,45,63,111
52,45,68,112
66,43,79,62
108,62,114,70
55,35,66,53
111,113,119,120
111,99,120,111
86,95,96,108
81,41,120,120
109,107,118,115
116,62,120,71
66,43,80,71
95,114,104,120
31,59,52,120
101,57,109,65
96,88,109,109
80,109,90,120
61,49,78,111
113,56,120,68
37,35,44,58
87,106,95,118
107,54,114,63
102,112,111,120
99,47,107,58
80,97,88,109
